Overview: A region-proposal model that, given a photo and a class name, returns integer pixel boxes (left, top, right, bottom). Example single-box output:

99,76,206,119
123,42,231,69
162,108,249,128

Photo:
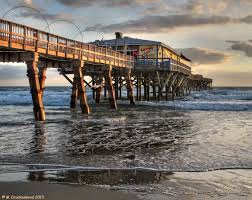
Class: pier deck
0,19,212,121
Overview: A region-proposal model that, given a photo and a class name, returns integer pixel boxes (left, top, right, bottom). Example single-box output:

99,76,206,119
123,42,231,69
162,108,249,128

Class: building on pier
93,32,192,75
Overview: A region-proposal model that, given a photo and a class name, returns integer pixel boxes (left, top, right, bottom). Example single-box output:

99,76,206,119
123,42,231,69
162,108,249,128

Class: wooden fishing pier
0,19,212,121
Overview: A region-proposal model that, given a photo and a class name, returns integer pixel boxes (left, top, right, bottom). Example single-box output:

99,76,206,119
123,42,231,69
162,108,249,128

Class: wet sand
0,182,140,200
0,181,251,200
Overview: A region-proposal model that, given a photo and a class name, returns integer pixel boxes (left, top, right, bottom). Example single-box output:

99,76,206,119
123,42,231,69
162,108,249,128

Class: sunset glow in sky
0,0,251,86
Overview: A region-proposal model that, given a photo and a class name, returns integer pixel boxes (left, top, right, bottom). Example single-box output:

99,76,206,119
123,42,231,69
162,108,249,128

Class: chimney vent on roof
115,32,123,39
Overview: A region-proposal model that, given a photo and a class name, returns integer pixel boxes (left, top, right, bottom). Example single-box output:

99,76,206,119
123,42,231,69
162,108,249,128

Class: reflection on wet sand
29,123,47,154
27,168,173,185
25,168,252,199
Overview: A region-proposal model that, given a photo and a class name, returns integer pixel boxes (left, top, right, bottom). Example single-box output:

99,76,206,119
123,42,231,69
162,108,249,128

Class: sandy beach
0,182,140,200
0,180,251,200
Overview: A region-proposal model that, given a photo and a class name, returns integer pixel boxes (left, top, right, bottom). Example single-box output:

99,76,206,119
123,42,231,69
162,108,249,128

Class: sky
0,0,251,86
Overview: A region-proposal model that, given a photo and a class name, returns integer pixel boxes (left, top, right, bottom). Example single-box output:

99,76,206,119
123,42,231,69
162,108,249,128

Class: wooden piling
136,75,139,101
39,67,47,97
147,74,150,101
138,73,142,101
119,77,122,99
104,65,117,109
125,71,135,105
26,53,45,121
115,76,119,100
70,78,78,109
152,79,157,100
73,60,90,114
95,77,103,103
92,76,95,100
144,76,147,100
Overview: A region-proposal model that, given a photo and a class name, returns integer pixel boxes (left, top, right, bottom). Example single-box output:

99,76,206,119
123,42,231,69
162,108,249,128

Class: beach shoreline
0,180,251,200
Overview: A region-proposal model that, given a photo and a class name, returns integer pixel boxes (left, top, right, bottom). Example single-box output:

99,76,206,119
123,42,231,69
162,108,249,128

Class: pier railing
135,58,191,75
0,19,134,68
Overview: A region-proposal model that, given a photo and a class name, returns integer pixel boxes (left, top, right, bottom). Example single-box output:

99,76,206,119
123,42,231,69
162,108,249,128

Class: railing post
8,22,12,47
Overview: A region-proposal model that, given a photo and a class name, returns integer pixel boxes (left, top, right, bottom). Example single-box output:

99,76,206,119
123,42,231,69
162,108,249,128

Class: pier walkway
0,19,212,121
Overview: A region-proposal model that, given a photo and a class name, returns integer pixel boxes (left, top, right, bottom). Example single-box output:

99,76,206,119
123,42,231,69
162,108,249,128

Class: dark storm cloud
176,48,231,65
86,14,234,33
230,42,252,57
56,0,152,7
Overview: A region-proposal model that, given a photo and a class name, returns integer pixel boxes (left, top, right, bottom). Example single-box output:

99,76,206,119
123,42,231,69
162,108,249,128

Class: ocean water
0,87,251,199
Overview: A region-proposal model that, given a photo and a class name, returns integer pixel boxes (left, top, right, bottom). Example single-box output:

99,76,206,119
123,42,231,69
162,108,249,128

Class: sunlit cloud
176,48,232,66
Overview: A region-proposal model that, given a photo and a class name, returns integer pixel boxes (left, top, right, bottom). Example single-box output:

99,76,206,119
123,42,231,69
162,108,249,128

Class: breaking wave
0,87,251,111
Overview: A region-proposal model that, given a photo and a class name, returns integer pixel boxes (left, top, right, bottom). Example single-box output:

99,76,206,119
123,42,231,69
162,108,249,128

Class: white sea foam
0,87,251,111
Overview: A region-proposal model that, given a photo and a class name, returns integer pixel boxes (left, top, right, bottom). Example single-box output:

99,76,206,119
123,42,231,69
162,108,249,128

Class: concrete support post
104,65,117,109
73,60,90,114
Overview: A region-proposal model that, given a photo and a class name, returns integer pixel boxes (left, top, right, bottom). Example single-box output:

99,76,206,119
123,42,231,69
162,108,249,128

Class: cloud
23,0,33,6
86,14,235,33
15,11,71,21
6,0,36,7
206,70,252,87
185,0,252,15
226,40,241,44
56,0,153,8
186,0,228,15
0,64,26,80
230,41,252,57
241,15,252,23
176,48,231,65
142,4,172,16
